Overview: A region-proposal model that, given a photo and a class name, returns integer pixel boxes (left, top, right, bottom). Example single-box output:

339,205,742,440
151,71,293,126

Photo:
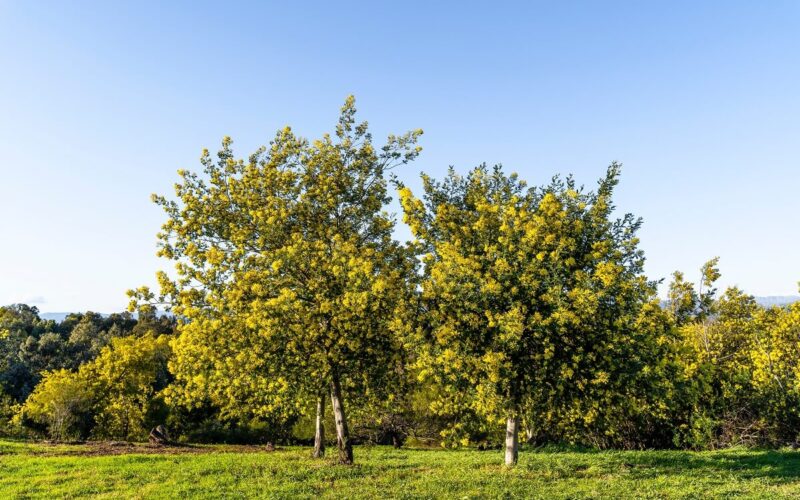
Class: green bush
19,369,95,440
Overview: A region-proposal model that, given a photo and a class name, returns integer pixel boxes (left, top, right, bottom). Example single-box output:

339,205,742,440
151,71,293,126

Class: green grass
2,440,800,498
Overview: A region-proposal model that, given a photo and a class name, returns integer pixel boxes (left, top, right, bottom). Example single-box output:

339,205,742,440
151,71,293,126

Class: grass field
2,440,800,498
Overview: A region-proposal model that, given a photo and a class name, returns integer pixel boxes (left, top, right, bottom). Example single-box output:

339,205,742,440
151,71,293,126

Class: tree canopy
400,164,671,463
130,96,422,463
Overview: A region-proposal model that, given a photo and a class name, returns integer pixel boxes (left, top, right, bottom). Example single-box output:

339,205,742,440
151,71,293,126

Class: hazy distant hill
753,296,800,307
658,296,799,310
38,298,800,323
39,312,107,322
38,311,172,322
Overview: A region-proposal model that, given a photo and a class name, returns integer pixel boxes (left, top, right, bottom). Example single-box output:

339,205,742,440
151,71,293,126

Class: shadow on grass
516,447,800,484
635,450,800,480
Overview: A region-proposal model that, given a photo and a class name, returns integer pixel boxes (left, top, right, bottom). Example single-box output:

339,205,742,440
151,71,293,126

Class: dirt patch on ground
31,441,278,457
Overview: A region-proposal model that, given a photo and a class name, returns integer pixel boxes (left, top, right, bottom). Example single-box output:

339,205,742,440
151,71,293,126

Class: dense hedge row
2,285,799,450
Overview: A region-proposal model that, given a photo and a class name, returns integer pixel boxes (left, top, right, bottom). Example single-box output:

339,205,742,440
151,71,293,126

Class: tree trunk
505,415,519,466
312,393,326,458
330,375,354,464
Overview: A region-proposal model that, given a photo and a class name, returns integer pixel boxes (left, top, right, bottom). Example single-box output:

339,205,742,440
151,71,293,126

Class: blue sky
1,1,798,312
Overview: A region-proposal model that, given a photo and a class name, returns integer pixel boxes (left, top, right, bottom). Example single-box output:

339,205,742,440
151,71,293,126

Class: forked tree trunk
330,375,354,464
312,393,326,458
505,415,520,466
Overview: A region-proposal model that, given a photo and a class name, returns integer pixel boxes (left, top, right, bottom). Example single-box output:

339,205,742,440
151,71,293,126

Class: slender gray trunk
505,415,519,466
330,374,354,464
312,393,326,458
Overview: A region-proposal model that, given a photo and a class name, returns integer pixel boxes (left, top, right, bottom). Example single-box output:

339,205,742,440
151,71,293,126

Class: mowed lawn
2,440,800,498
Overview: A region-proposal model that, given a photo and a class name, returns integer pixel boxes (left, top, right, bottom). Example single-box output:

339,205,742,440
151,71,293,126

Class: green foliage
0,304,61,401
18,332,173,441
5,98,800,460
667,262,800,448
19,369,95,440
400,163,672,449
0,389,22,437
0,305,155,403
86,333,172,440
130,96,421,463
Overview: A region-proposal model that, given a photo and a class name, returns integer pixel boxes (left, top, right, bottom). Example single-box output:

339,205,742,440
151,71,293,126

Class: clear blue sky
1,1,798,312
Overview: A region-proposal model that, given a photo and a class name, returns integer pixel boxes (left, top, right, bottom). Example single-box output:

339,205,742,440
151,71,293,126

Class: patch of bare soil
36,441,278,457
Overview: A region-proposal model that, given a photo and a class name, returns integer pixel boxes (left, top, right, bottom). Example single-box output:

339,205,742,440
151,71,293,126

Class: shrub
18,332,172,441
20,369,95,440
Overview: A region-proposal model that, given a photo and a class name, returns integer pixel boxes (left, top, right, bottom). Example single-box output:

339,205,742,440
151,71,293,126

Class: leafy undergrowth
1,440,800,498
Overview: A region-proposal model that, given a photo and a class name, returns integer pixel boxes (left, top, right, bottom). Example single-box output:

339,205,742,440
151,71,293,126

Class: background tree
667,262,800,448
18,331,172,441
0,305,62,401
87,332,172,440
0,306,155,405
19,368,95,440
130,97,421,464
750,300,800,442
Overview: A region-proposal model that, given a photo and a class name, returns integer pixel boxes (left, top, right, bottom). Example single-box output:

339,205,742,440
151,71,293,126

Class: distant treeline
3,269,800,455
2,98,799,467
